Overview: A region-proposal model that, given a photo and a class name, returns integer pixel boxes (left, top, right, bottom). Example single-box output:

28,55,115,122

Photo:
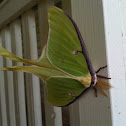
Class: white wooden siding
22,10,42,126
3,27,17,126
102,0,126,125
10,19,27,126
0,32,8,126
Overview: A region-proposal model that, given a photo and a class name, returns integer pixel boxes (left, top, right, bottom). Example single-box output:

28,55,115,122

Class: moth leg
96,65,107,73
93,86,98,97
96,65,111,79
97,75,111,79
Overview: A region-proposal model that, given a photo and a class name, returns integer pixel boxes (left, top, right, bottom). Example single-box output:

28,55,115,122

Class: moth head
90,74,97,87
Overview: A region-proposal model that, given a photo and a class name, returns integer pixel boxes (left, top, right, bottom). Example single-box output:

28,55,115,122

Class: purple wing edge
64,13,95,77
56,11,97,107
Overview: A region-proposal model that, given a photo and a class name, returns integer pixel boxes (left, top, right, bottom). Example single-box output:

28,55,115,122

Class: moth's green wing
0,45,54,69
45,7,92,106
0,66,66,81
46,77,85,106
47,6,89,77
0,45,67,81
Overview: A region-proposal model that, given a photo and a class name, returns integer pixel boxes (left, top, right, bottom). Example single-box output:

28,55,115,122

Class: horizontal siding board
3,27,16,126
27,10,42,126
21,10,42,126
54,107,63,126
10,19,27,126
22,11,35,126
0,33,8,126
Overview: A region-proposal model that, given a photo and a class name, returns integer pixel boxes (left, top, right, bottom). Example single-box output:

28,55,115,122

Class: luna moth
0,6,111,106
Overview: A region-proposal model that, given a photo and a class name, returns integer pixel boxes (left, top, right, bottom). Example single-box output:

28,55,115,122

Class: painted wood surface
102,0,126,125
10,19,27,126
0,32,8,126
0,0,40,29
2,27,16,126
21,10,42,126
